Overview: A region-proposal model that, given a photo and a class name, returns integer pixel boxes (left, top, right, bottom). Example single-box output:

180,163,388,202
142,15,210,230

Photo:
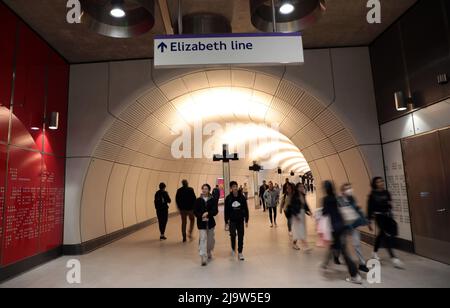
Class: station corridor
1,0,450,291
2,197,449,288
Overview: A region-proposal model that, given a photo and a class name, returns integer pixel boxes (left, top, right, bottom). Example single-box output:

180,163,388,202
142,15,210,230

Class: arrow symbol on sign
158,42,168,53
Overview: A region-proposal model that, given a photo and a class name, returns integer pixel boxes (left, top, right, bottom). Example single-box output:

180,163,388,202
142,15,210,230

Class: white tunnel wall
65,47,383,245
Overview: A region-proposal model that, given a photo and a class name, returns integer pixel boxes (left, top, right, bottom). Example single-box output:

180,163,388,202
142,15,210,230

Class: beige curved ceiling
80,68,364,242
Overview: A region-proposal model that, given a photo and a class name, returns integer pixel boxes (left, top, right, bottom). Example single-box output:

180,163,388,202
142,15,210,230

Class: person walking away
194,184,219,266
212,185,220,204
290,183,312,251
321,181,362,284
282,178,290,195
259,180,268,211
154,182,171,240
243,183,249,200
263,181,280,227
367,177,404,269
225,181,249,261
337,183,370,273
175,180,197,242
280,182,294,237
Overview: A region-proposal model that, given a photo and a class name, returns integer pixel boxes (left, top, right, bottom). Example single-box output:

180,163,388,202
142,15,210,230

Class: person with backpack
337,183,370,273
194,184,219,266
154,183,171,241
321,181,362,284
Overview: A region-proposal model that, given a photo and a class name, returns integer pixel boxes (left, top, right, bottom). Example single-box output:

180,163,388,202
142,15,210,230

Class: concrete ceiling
4,0,417,63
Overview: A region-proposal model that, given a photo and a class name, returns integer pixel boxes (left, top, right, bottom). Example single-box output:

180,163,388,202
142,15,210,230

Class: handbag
338,200,360,226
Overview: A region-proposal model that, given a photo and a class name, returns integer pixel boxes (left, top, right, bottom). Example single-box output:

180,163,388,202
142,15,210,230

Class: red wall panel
45,50,69,157
0,2,16,143
0,3,68,268
10,22,48,152
39,155,65,252
2,147,41,265
0,145,7,260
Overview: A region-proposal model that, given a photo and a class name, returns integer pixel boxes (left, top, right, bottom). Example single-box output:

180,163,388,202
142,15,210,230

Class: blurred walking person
225,181,249,261
368,177,404,269
243,183,249,200
176,180,197,243
264,181,280,227
280,182,294,236
194,184,219,266
337,183,370,272
212,185,221,204
154,182,171,241
259,180,268,211
321,181,362,284
290,183,312,251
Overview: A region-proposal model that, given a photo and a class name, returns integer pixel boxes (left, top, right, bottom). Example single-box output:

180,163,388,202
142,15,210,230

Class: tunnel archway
76,67,376,243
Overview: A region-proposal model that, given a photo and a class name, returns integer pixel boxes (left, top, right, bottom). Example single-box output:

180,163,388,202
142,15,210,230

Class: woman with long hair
280,182,294,237
194,184,219,266
290,183,312,251
321,181,362,284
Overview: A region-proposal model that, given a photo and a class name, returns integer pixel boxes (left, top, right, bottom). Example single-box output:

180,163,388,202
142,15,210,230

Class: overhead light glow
279,3,295,15
110,7,126,18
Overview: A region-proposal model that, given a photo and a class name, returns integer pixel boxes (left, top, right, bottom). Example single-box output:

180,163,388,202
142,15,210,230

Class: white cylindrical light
49,112,59,130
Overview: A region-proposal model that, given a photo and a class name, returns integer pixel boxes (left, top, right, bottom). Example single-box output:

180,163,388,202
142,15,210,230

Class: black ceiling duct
250,0,326,32
80,0,155,38
174,13,232,35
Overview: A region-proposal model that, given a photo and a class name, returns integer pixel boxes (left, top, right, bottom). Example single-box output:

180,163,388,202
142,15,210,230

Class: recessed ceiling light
110,0,126,18
279,3,295,15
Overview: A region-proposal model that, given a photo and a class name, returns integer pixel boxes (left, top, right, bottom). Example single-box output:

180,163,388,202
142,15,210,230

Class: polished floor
1,197,450,288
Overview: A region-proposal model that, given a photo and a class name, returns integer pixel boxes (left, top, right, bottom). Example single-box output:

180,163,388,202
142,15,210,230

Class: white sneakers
346,274,363,285
372,252,381,261
372,252,404,269
392,258,405,269
231,250,245,261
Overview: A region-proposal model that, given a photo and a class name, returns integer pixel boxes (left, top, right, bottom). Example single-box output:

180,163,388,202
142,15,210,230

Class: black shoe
334,257,341,265
359,264,369,273
183,237,187,243
160,235,167,241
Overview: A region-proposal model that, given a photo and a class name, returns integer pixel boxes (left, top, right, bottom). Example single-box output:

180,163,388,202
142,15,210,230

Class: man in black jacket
176,180,197,242
154,182,171,240
212,185,221,204
259,180,268,211
225,181,249,261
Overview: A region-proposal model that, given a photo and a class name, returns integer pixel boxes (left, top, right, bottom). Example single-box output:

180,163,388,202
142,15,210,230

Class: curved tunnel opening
78,68,375,245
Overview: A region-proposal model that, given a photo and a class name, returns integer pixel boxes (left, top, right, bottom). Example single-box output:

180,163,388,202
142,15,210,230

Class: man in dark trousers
259,180,268,211
154,182,171,241
175,180,197,242
282,178,290,195
225,181,249,261
212,185,221,204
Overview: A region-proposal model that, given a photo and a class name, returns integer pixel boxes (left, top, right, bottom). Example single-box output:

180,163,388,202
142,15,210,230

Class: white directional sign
154,33,304,68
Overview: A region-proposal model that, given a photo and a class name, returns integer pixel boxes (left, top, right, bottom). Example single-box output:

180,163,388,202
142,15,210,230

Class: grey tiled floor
1,198,450,288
